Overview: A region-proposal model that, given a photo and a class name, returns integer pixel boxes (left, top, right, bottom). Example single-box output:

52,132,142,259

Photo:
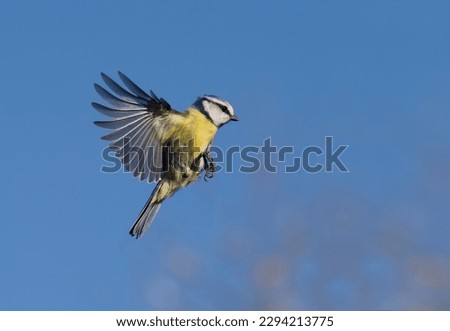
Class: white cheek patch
201,97,234,126
208,107,230,126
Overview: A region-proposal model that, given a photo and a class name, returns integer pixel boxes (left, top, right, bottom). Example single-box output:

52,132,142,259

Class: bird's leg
203,151,216,181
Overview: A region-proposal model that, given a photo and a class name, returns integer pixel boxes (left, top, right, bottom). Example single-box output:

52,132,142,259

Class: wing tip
117,70,127,81
93,120,114,129
93,83,103,93
100,72,110,82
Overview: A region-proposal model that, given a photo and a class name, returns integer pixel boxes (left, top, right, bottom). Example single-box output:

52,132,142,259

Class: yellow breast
167,107,218,159
188,108,218,155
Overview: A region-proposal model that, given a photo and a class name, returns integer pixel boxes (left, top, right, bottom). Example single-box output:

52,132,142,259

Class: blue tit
92,72,238,238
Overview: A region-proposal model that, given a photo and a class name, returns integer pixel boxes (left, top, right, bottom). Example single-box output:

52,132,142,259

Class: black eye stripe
202,97,231,115
219,104,230,114
213,101,229,114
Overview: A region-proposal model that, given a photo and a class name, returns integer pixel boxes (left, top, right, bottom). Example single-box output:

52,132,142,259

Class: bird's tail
129,181,164,238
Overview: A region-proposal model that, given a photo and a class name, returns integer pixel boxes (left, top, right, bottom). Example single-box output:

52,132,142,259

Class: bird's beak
230,115,239,121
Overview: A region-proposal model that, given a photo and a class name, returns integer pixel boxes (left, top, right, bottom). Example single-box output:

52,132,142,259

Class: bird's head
194,95,238,127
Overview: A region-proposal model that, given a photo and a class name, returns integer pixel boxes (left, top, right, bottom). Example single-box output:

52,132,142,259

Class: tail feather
129,181,163,238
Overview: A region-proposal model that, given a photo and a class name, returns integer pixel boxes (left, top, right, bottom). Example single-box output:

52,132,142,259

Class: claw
203,151,216,181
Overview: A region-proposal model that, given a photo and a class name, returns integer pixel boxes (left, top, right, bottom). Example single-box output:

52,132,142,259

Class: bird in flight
92,72,238,238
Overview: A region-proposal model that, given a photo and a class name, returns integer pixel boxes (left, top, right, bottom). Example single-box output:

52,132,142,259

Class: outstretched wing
93,71,182,183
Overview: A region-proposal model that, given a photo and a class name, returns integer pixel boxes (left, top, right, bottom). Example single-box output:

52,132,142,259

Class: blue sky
1,0,450,310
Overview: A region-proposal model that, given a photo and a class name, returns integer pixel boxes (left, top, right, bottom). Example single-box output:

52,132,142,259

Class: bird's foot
203,152,216,181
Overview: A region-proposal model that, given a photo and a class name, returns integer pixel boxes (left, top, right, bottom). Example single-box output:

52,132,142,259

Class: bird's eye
219,105,228,113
